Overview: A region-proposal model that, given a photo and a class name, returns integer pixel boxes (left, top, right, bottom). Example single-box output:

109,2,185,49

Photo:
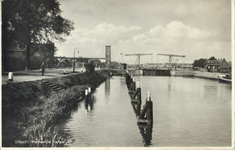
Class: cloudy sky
56,0,231,64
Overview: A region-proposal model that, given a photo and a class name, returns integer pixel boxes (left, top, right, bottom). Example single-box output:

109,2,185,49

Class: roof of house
205,60,218,65
217,58,230,65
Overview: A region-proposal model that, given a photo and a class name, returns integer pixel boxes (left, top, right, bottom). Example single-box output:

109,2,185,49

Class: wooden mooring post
131,100,142,117
146,91,153,125
138,91,153,125
128,75,134,89
84,87,92,101
85,89,89,100
131,81,141,103
85,90,89,111
125,72,132,89
88,87,91,97
85,87,92,111
129,77,136,94
8,72,13,81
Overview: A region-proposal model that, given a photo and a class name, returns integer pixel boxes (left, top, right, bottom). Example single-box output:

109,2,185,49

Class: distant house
217,58,231,73
204,59,218,72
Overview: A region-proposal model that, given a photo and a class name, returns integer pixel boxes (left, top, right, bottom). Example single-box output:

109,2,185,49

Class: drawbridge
125,53,153,69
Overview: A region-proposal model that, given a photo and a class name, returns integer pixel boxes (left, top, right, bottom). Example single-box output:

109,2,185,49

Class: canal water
59,76,232,147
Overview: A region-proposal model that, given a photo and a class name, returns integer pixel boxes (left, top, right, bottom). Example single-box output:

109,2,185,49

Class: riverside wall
193,71,223,80
170,70,194,76
171,70,223,80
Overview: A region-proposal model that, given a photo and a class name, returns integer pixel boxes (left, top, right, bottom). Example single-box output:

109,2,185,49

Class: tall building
105,45,111,68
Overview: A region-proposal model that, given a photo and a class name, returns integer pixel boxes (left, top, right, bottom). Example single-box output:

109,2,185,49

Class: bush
85,60,95,74
6,55,26,71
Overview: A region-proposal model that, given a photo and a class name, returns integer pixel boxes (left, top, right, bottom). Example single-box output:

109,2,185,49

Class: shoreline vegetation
2,69,125,147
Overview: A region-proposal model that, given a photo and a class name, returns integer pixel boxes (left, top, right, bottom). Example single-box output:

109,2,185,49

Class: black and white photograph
1,0,234,149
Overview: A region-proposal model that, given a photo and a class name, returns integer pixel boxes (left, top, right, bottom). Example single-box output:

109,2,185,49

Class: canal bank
2,69,116,147
193,71,224,80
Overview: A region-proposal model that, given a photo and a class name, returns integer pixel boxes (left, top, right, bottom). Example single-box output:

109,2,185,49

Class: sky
55,0,232,64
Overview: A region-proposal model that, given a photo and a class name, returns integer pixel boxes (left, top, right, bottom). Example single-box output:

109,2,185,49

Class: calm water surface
59,76,231,147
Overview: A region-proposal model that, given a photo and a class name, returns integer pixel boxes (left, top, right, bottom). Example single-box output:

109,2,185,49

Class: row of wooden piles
125,70,153,146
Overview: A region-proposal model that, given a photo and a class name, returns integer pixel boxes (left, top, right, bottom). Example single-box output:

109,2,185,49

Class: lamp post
73,47,79,72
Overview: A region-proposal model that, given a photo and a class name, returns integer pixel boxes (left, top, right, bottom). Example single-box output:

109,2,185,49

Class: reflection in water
204,86,217,93
55,99,84,146
84,95,95,119
105,79,110,101
203,86,218,100
131,101,141,117
138,123,153,147
131,101,153,146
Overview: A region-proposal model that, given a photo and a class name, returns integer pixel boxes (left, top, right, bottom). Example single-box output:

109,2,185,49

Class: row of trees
2,0,74,71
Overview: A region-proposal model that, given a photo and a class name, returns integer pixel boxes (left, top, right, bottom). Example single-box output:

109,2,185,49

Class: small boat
218,74,232,84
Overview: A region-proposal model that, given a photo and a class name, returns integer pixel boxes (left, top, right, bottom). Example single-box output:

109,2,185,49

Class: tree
209,56,216,60
85,60,96,74
89,59,101,66
193,60,198,68
110,61,119,69
193,58,206,68
2,0,17,71
197,58,206,67
2,0,74,70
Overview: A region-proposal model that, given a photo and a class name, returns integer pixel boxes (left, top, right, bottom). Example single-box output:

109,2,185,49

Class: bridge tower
105,45,111,68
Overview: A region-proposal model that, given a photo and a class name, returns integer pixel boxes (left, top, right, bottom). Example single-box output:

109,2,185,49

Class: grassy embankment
2,70,116,147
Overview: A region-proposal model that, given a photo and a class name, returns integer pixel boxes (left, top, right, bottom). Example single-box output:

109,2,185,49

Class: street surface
1,67,85,85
